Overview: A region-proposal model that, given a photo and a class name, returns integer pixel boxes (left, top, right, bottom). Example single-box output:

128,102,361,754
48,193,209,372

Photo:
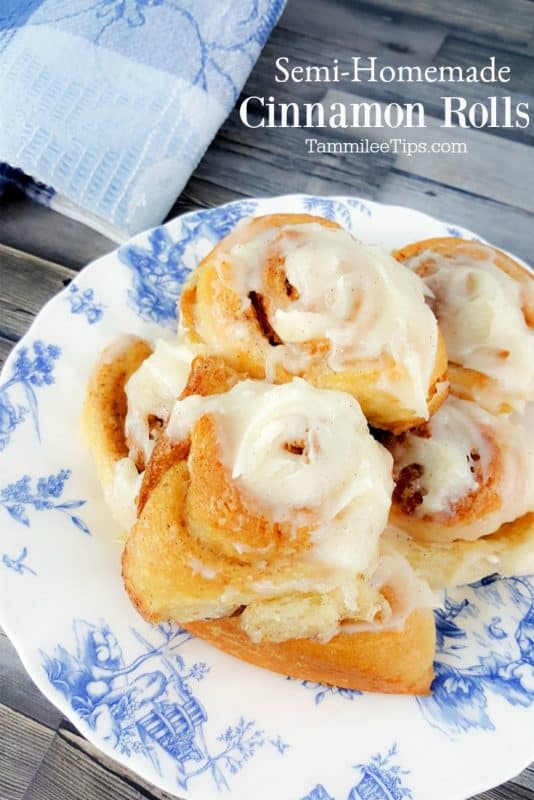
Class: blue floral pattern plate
0,195,532,800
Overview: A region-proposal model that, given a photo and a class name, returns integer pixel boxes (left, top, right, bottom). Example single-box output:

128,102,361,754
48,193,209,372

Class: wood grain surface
0,1,533,798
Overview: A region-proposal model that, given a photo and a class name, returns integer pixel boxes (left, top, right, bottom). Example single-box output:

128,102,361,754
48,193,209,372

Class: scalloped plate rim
0,193,532,800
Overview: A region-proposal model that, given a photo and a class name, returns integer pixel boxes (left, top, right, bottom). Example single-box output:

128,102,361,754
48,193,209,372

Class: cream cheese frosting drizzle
217,221,439,418
389,396,534,535
105,339,200,531
166,378,393,575
390,396,492,515
341,554,435,635
125,338,199,464
403,247,534,410
107,457,143,532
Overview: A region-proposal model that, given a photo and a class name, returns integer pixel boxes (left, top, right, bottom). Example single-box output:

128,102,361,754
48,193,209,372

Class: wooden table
1,1,533,798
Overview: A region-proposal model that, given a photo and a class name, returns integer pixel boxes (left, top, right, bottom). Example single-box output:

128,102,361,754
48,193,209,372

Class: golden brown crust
184,608,435,694
137,355,244,513
446,364,498,407
179,214,339,381
81,336,152,491
122,437,436,695
82,335,437,694
186,414,312,563
179,354,243,400
394,237,534,413
124,460,436,695
393,237,534,326
82,224,532,697
383,513,534,590
123,460,342,624
181,213,448,431
386,420,505,543
311,330,448,434
137,436,189,515
122,440,332,624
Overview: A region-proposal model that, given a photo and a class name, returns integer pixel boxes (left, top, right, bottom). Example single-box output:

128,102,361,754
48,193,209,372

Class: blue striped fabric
0,0,285,239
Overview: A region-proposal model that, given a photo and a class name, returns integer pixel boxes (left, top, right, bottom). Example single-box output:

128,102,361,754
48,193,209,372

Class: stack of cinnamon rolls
83,213,534,694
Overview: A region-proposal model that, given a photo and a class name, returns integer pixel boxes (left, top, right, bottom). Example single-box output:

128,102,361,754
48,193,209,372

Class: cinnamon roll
125,376,395,628
381,395,534,544
81,208,534,697
82,336,200,531
394,237,534,414
180,214,448,432
382,513,534,591
84,342,435,693
81,335,152,532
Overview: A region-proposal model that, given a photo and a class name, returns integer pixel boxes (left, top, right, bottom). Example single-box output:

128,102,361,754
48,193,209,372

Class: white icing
390,396,534,527
391,396,492,514
241,574,344,599
187,556,218,580
511,400,534,432
219,222,438,417
167,378,393,575
105,457,142,532
98,334,141,366
232,540,273,555
405,248,534,410
124,339,198,463
341,554,435,634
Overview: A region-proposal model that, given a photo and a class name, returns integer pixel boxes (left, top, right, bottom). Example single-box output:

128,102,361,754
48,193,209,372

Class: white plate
0,194,532,800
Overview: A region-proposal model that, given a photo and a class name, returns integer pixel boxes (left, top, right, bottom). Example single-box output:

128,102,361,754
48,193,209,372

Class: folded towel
0,0,285,240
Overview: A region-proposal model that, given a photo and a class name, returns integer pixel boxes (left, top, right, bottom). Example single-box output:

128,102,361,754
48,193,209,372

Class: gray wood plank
512,764,534,794
0,245,75,343
0,629,63,730
192,110,395,200
0,703,56,800
169,179,248,220
436,35,534,95
0,189,114,271
473,784,534,800
179,153,534,268
243,27,534,147
0,334,15,365
58,723,181,800
376,170,533,264
356,0,534,46
279,0,447,62
456,25,534,60
23,724,180,800
325,89,534,214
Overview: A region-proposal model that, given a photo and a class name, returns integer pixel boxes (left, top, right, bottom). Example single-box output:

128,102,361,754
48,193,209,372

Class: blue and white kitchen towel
0,0,285,240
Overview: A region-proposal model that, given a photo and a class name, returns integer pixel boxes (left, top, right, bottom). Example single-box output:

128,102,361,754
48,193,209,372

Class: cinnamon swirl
82,336,201,531
82,210,534,696
382,395,534,544
181,214,448,432
394,237,534,414
124,370,435,692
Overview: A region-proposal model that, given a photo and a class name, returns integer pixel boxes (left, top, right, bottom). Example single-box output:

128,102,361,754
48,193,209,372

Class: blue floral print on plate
0,195,532,800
